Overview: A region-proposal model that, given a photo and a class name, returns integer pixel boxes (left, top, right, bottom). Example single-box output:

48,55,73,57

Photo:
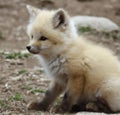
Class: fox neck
39,44,69,62
36,47,68,78
36,37,86,79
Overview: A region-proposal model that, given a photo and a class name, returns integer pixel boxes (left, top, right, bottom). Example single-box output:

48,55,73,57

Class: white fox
26,5,120,113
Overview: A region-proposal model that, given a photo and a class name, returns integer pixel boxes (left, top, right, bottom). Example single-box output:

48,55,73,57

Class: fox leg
96,78,120,113
55,76,85,113
70,99,111,113
102,90,120,113
92,97,112,113
27,80,65,111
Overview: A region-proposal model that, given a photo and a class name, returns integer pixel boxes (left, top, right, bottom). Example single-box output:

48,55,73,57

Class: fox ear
26,5,40,22
52,9,69,30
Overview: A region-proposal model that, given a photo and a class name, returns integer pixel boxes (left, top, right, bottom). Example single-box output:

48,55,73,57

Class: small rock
71,16,120,32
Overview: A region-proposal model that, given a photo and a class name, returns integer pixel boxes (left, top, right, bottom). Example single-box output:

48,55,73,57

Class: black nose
26,46,31,50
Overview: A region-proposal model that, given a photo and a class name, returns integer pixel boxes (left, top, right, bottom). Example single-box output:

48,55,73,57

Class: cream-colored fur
26,5,120,113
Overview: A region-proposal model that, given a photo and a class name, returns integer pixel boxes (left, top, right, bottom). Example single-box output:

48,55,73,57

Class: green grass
0,31,4,39
9,93,24,101
78,26,93,33
38,68,44,73
0,100,9,108
3,52,30,59
56,97,61,104
31,89,45,94
21,85,32,90
103,31,120,39
18,69,27,75
37,111,42,114
21,85,45,94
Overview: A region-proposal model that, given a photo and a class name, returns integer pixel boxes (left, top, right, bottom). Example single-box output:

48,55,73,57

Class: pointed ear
52,9,69,30
26,5,40,22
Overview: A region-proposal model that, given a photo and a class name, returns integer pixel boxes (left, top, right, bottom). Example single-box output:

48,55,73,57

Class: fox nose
26,46,31,50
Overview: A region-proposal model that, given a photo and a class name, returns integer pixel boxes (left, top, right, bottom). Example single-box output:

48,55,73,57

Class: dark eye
31,35,33,39
39,36,47,41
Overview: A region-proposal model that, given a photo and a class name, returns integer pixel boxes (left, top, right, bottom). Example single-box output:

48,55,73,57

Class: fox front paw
52,105,70,113
86,102,99,112
27,101,48,111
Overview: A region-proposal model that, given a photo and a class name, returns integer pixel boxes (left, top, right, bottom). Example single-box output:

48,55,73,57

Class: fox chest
41,56,68,78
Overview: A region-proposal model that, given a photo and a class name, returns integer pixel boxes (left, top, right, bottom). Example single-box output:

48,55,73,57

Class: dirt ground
0,0,120,114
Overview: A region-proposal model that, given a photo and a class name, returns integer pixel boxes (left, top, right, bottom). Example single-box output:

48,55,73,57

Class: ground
0,0,120,114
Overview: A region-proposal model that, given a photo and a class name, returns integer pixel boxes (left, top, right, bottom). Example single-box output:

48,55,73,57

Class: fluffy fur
26,5,120,113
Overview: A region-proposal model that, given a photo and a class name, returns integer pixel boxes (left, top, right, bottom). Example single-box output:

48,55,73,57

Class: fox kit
26,5,120,113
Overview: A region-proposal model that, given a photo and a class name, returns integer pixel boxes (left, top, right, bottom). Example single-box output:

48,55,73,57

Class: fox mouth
29,50,40,54
26,46,40,54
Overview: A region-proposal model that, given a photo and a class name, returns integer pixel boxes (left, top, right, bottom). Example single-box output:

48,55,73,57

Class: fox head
26,5,77,55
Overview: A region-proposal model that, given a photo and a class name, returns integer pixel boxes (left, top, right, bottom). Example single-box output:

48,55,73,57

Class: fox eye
39,36,47,41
